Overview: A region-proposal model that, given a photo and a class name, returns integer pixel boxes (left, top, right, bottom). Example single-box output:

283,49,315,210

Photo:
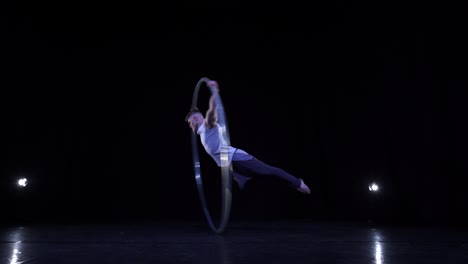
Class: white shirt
197,122,252,166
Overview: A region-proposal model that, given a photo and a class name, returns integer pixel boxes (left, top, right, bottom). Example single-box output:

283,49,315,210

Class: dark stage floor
1,219,467,264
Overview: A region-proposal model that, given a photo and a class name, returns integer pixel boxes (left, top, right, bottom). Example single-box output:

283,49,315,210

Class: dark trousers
231,158,301,190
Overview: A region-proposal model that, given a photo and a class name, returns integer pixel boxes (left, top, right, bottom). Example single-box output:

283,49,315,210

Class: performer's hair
185,107,202,122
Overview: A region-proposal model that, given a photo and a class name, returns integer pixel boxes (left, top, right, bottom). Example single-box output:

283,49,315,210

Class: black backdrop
1,2,467,226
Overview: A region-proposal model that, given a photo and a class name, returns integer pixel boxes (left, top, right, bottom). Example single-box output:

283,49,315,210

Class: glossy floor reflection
0,220,467,264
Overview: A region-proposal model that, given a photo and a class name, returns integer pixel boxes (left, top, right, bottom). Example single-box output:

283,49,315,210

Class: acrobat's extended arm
205,80,219,128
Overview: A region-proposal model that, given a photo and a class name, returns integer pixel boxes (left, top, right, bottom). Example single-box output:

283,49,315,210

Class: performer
185,80,311,194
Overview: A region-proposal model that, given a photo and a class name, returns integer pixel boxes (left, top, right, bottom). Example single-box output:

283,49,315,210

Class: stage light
17,178,28,187
369,182,379,192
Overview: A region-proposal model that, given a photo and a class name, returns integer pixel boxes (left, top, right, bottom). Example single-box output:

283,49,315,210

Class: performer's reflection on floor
215,235,230,264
